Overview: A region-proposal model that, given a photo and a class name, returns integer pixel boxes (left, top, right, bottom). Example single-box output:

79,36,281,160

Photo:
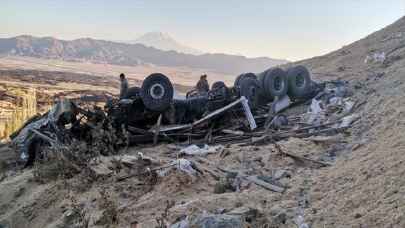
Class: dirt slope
299,16,405,227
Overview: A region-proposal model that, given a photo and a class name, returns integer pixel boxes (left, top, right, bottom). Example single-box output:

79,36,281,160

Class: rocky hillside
0,87,37,140
0,35,287,74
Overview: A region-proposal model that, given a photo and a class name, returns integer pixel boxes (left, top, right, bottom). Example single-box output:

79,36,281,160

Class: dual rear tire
255,65,313,101
286,65,312,99
258,67,288,101
238,77,260,109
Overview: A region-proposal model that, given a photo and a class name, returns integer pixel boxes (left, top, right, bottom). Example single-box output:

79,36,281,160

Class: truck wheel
234,74,243,87
263,67,288,98
234,73,257,87
123,86,141,99
256,71,268,103
239,77,260,109
211,81,226,90
211,81,229,98
141,73,174,112
287,65,312,99
257,71,267,90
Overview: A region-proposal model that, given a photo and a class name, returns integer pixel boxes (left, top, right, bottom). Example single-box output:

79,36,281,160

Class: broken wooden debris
292,126,350,139
222,129,245,136
179,144,224,156
202,167,222,181
305,135,347,144
116,163,177,182
277,147,332,167
153,114,162,146
216,167,285,193
245,175,285,193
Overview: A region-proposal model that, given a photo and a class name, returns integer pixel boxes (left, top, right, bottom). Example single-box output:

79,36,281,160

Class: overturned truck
11,65,323,166
115,65,319,125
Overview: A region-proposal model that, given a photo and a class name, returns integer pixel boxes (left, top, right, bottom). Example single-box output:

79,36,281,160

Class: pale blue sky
1,0,404,60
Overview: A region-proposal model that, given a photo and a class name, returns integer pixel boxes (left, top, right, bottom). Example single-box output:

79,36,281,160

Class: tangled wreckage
10,65,360,168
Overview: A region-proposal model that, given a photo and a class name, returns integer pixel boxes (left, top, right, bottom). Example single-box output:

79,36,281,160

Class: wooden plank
305,135,347,144
153,114,162,146
116,163,176,182
279,149,332,167
222,129,245,136
292,126,349,138
216,167,285,193
245,175,285,193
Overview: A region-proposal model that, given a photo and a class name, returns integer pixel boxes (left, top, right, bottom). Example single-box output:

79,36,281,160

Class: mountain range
0,35,288,75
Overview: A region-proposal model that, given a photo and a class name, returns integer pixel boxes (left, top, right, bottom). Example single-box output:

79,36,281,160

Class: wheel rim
274,76,283,91
249,86,256,97
248,86,257,102
150,83,165,99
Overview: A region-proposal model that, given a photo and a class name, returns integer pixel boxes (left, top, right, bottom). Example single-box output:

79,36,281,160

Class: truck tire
211,81,226,90
256,71,268,104
141,73,174,112
122,86,141,99
287,65,312,99
239,77,260,109
234,74,242,87
234,73,257,87
257,71,266,89
263,67,288,98
208,81,230,111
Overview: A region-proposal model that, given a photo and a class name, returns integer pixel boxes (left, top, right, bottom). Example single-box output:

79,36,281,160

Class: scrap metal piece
271,95,291,114
11,99,76,163
240,96,257,130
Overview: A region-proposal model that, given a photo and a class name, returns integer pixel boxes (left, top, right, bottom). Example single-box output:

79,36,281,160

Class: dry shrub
155,200,175,228
63,194,90,228
32,139,101,183
97,188,119,225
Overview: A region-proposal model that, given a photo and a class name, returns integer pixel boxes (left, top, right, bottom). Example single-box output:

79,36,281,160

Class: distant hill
0,35,288,74
127,32,204,55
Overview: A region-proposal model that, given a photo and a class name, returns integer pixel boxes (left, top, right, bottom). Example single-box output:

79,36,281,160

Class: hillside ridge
0,35,288,74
